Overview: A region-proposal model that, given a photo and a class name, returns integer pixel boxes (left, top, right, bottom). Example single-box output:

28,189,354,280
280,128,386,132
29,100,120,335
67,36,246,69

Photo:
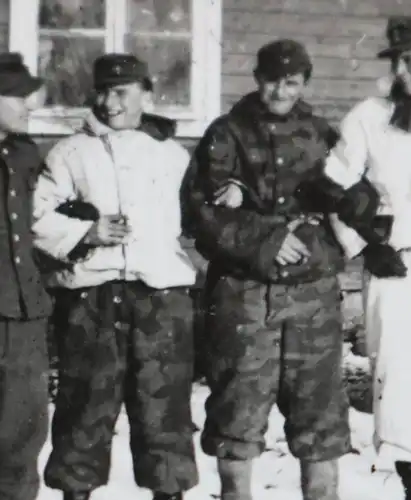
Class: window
9,0,222,137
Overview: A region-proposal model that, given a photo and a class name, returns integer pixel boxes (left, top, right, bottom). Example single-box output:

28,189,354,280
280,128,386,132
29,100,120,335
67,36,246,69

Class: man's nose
271,80,287,99
396,58,409,76
103,91,120,108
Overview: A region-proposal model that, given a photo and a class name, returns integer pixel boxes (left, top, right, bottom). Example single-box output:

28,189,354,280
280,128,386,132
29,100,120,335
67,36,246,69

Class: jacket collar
82,110,177,141
229,91,314,123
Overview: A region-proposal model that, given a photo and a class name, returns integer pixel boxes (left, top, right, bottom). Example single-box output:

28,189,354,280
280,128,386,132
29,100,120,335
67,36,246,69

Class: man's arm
181,117,290,281
32,141,94,261
316,103,406,277
319,107,371,257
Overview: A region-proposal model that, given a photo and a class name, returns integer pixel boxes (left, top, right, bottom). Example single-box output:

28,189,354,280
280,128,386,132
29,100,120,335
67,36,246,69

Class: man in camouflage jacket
181,39,363,500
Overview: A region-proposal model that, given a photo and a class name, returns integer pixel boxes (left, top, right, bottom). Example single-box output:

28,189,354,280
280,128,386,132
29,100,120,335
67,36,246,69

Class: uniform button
8,167,14,174
10,189,16,197
10,212,18,220
114,321,123,329
2,148,8,155
268,123,276,132
13,234,20,242
113,296,122,304
14,256,21,264
280,270,289,278
276,157,284,166
80,291,88,299
278,197,285,204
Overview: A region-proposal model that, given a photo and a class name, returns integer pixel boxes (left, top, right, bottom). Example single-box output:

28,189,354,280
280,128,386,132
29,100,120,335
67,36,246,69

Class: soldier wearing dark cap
32,53,198,500
312,16,411,500
181,39,353,500
0,53,52,500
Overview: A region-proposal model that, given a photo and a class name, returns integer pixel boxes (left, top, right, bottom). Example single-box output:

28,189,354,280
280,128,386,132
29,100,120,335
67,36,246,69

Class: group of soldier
1,13,411,500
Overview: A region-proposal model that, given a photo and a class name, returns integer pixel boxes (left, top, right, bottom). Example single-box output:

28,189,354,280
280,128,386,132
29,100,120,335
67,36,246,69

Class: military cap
378,16,411,58
93,53,153,90
0,52,43,97
255,39,313,81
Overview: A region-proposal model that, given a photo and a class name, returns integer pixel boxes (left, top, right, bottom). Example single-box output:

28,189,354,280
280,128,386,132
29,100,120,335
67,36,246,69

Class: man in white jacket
32,53,198,500
313,16,411,500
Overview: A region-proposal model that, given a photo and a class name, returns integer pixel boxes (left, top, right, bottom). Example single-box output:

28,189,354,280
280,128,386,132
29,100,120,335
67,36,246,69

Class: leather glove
362,243,407,278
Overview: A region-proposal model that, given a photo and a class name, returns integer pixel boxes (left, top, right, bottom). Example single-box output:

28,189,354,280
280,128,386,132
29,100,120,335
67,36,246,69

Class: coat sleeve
32,141,94,261
181,118,289,280
321,106,373,258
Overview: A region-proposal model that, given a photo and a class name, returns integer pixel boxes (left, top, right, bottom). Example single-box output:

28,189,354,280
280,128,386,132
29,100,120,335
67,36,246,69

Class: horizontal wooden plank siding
222,0,411,124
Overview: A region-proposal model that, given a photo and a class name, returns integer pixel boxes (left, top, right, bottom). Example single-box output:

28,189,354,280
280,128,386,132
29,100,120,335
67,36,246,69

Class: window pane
39,0,105,28
39,35,104,107
126,35,191,107
127,0,191,33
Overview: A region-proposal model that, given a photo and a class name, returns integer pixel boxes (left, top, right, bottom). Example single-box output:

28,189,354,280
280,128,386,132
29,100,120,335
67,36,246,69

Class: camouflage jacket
181,91,345,284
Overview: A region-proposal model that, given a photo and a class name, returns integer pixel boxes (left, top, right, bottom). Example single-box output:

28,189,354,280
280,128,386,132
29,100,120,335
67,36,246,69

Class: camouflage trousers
201,273,351,462
45,280,198,494
0,319,49,500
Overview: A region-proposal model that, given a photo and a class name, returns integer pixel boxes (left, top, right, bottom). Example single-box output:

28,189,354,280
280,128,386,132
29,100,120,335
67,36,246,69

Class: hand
362,243,407,278
84,214,131,246
213,182,243,208
276,232,311,266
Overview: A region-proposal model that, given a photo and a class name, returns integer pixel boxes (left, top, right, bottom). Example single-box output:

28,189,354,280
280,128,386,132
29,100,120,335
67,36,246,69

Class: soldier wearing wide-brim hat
0,52,52,500
311,15,411,500
33,52,198,500
378,16,411,58
181,38,354,500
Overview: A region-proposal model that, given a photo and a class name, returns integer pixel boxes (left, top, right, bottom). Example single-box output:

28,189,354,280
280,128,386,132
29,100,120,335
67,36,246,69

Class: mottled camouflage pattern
0,319,49,500
45,281,198,494
200,274,351,462
181,91,343,284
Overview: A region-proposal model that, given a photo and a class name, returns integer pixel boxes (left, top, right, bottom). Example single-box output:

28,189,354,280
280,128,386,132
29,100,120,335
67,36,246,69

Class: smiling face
94,81,147,130
392,49,411,95
256,71,307,116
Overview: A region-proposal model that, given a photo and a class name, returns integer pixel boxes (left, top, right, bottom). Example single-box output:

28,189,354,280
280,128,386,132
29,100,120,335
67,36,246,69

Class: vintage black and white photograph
0,0,410,499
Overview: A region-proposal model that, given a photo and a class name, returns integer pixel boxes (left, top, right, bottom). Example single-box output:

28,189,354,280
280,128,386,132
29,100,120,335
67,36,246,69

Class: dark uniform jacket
0,134,51,319
182,91,346,284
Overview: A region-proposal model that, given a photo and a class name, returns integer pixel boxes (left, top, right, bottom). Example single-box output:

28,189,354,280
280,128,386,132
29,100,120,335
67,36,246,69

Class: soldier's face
257,72,306,115
94,82,148,129
0,85,46,134
392,50,411,95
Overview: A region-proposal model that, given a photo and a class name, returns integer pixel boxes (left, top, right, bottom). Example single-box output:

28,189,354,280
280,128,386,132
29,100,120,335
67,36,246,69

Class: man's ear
141,90,154,112
83,90,97,108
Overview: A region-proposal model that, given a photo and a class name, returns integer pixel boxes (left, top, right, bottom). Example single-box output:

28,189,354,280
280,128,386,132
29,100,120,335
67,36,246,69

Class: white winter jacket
32,112,197,289
324,95,411,471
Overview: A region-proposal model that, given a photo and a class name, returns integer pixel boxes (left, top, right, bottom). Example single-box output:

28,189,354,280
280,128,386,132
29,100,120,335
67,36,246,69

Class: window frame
9,0,222,137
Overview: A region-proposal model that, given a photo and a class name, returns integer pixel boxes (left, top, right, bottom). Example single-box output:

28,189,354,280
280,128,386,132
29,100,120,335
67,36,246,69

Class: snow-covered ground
37,379,404,500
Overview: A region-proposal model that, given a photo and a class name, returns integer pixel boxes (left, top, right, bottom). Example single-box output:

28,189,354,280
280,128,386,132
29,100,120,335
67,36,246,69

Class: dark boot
395,461,411,500
63,492,91,500
217,458,253,500
152,493,183,500
300,459,339,500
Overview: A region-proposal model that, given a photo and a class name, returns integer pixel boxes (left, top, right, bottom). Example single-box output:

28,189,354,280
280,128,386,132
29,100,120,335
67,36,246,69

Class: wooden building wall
222,0,411,124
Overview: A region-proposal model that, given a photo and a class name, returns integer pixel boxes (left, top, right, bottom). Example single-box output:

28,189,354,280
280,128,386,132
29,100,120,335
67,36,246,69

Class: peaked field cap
0,52,44,97
378,16,411,58
93,53,153,89
255,39,313,80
